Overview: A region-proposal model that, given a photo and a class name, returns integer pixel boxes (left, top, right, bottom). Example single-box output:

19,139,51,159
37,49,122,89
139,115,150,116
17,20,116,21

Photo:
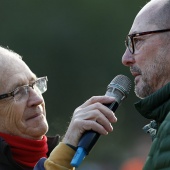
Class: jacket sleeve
34,158,47,170
34,142,75,170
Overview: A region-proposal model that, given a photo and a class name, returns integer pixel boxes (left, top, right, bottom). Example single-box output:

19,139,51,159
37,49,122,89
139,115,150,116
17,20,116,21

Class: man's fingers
79,96,116,108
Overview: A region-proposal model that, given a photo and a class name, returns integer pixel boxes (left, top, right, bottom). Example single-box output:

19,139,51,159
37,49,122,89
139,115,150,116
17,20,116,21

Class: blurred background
0,1,152,169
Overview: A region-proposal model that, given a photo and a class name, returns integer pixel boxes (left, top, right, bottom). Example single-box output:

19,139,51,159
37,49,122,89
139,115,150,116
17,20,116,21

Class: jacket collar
134,82,170,123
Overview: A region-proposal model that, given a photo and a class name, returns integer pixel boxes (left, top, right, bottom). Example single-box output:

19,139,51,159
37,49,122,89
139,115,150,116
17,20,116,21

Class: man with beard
122,0,170,169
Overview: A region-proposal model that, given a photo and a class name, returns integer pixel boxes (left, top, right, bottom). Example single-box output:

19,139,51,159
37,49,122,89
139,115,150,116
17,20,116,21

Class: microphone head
105,75,131,104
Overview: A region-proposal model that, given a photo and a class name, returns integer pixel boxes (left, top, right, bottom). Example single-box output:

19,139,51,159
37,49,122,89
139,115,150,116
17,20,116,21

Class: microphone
71,75,131,167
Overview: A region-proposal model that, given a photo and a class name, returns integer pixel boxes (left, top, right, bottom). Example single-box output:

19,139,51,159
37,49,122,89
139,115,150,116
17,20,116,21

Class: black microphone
71,75,131,167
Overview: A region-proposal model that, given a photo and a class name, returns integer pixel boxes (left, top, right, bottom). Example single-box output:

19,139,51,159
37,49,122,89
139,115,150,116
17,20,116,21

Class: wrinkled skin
63,96,117,146
0,50,48,140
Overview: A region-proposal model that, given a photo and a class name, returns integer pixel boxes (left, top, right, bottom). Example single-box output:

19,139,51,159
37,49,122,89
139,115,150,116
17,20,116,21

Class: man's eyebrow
29,76,37,83
10,82,24,92
128,31,138,35
10,76,37,91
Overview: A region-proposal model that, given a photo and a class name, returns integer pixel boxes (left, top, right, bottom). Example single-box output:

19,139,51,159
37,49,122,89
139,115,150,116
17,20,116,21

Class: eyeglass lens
13,77,47,101
126,36,133,54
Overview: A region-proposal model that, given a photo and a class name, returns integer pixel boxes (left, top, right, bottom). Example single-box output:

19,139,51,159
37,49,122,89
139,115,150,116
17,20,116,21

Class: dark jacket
134,82,170,170
0,135,60,170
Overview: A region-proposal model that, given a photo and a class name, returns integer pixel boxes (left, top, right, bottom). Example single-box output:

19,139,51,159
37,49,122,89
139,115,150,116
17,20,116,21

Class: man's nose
27,88,44,107
122,48,135,66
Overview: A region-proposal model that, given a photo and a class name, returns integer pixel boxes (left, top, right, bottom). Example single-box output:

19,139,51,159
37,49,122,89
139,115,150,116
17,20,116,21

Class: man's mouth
130,69,142,85
130,66,142,80
26,113,43,121
131,72,141,77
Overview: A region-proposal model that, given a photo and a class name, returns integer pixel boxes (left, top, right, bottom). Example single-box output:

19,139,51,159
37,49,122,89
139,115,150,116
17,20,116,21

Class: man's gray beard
134,78,154,99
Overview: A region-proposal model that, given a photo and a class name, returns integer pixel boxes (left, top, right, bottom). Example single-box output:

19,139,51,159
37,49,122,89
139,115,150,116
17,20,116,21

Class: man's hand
62,96,117,147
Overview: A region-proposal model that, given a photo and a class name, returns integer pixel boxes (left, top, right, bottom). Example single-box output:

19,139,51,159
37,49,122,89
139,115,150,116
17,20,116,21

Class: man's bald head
0,46,22,71
0,47,28,93
139,0,170,29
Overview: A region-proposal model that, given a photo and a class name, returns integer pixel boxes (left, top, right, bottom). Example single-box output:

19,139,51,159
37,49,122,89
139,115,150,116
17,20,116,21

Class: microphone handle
78,101,118,152
71,101,119,167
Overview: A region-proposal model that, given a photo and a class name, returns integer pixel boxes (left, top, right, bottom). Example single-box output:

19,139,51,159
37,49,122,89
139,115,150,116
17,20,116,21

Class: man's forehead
0,57,22,78
129,1,161,34
9,75,37,90
0,72,37,93
0,53,36,92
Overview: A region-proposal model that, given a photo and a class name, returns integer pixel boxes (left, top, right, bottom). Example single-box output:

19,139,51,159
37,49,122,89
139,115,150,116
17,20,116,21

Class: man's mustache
130,66,142,75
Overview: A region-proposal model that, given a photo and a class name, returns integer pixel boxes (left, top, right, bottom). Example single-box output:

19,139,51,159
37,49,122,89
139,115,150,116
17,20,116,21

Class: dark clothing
0,135,60,170
135,82,170,170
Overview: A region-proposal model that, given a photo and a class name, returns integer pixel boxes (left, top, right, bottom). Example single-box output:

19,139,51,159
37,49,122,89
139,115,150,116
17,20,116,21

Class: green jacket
135,82,170,170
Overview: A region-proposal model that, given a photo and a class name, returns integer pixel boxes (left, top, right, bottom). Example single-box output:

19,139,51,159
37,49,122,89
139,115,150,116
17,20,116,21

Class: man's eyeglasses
0,76,48,101
125,28,170,54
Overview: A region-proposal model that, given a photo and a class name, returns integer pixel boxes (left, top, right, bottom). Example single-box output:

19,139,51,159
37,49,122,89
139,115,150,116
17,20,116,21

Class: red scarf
0,132,48,168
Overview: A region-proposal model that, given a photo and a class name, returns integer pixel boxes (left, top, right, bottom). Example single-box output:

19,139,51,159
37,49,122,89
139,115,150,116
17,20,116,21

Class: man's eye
14,88,20,95
134,38,144,49
134,38,142,44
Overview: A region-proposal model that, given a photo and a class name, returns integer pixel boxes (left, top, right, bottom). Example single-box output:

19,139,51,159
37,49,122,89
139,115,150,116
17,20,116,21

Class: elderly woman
0,46,116,170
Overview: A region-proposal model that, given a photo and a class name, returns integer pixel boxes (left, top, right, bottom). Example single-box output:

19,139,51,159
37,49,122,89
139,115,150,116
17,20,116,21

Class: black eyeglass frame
125,28,170,54
0,76,48,100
